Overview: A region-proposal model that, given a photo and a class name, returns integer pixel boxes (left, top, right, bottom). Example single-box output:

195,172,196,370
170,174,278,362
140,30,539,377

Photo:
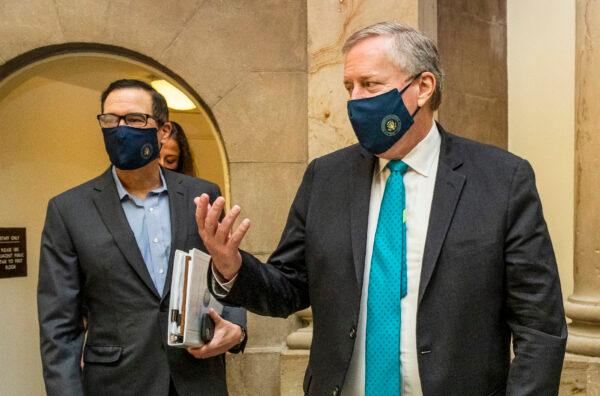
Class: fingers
207,308,223,325
187,345,210,359
215,205,241,244
229,219,251,249
186,336,224,360
194,194,210,233
205,197,225,236
186,315,241,360
194,195,248,280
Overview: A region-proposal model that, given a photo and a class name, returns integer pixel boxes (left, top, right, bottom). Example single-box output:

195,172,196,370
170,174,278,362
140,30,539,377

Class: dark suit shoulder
49,169,112,206
440,130,534,199
310,143,364,171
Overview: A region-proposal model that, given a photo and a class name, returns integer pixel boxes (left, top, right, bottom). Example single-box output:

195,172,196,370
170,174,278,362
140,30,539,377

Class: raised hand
194,194,251,280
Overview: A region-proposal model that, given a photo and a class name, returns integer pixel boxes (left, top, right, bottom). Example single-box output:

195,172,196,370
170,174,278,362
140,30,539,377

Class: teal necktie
366,160,409,396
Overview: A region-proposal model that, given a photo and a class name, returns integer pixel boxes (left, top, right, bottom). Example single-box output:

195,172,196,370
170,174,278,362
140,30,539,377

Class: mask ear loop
398,73,423,118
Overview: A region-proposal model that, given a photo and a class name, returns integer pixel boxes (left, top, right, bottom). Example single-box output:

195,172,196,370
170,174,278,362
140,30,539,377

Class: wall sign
0,228,26,278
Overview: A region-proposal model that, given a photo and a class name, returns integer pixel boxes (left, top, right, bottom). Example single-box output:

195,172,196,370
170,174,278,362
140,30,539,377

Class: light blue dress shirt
112,166,172,296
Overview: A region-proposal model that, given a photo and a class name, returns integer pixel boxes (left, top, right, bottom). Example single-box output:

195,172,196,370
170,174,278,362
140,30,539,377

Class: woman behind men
160,121,196,176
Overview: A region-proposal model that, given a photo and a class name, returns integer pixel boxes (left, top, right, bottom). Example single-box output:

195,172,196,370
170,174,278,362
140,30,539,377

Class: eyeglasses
97,113,160,128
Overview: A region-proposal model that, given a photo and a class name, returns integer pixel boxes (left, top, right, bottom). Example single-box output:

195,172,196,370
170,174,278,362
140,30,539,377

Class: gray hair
342,21,443,110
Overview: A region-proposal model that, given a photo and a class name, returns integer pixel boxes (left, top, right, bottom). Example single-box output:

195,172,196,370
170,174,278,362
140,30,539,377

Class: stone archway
0,44,230,195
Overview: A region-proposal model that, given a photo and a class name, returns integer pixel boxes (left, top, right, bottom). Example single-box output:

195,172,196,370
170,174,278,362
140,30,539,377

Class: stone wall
437,0,508,148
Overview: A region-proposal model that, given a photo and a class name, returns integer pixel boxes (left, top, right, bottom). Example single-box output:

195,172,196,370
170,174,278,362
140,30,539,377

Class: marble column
564,0,600,359
436,0,508,149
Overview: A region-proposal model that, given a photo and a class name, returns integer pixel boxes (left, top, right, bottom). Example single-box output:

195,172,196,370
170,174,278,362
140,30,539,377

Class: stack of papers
167,248,223,348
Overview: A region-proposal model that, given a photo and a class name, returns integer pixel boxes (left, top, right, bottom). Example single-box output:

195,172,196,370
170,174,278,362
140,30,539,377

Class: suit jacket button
349,326,356,339
332,386,340,396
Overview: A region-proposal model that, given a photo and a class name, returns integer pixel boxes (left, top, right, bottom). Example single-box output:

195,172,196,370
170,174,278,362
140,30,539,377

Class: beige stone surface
565,0,600,358
53,0,200,56
229,163,306,254
438,2,507,99
308,63,357,160
0,0,64,61
286,307,313,350
247,311,302,349
280,349,310,396
439,0,506,24
560,354,600,395
307,0,419,161
52,0,111,44
213,72,308,163
160,0,306,107
437,0,507,148
507,0,576,301
440,88,507,148
227,347,282,396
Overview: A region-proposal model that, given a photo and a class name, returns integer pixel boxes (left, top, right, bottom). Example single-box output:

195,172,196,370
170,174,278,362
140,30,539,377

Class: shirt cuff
211,264,238,297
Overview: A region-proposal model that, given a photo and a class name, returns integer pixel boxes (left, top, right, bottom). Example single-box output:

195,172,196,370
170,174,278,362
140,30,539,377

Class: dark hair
169,121,196,176
100,79,169,125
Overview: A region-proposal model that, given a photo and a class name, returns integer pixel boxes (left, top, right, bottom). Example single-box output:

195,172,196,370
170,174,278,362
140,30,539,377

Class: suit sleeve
210,159,315,318
208,184,248,353
37,199,85,396
504,160,567,395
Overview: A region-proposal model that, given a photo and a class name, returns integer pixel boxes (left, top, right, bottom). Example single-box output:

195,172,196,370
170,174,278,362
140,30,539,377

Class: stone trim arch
0,42,231,199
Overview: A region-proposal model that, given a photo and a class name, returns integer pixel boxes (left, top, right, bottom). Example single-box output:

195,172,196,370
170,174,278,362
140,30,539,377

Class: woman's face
159,137,180,171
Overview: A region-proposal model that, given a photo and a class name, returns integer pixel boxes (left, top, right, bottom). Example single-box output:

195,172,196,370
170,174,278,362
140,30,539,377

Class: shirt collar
111,166,168,201
376,121,441,177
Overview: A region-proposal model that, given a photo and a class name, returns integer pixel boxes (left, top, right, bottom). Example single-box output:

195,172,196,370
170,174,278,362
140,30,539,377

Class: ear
158,122,173,144
416,72,436,109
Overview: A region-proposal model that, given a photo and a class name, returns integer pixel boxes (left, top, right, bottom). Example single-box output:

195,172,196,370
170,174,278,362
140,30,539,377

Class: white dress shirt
213,122,441,395
343,122,440,396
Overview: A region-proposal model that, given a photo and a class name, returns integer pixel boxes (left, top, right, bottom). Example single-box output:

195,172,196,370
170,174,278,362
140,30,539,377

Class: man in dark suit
38,79,246,396
195,22,567,395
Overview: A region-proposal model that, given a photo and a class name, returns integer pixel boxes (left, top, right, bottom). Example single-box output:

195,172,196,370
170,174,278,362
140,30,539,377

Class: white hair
342,21,444,110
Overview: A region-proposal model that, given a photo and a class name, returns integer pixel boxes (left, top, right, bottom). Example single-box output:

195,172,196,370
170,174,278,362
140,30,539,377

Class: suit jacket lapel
92,168,160,298
350,147,377,292
161,170,187,301
418,126,466,304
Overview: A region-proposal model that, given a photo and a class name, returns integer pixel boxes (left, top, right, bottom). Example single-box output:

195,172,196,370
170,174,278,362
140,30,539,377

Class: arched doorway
0,49,228,395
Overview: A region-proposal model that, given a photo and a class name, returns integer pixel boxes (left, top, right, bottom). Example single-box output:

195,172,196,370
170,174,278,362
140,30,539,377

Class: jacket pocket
83,345,123,364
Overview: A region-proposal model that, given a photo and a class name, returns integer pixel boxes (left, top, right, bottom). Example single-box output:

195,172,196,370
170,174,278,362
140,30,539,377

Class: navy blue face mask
347,77,421,155
102,125,160,170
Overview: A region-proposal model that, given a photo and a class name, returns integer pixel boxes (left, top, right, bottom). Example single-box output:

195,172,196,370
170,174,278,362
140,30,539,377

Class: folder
167,248,223,348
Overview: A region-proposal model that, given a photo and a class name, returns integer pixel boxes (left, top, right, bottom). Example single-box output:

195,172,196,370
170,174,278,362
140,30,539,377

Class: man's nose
350,87,368,100
118,117,127,126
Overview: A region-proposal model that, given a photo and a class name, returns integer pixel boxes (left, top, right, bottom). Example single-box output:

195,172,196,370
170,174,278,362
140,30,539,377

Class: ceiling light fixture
150,80,196,111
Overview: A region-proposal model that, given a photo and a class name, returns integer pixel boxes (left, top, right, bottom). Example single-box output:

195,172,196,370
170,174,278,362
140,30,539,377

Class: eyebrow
343,71,379,82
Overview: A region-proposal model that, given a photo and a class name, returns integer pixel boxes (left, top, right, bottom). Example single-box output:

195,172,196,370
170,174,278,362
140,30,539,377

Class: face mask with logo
347,77,421,155
102,125,159,170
